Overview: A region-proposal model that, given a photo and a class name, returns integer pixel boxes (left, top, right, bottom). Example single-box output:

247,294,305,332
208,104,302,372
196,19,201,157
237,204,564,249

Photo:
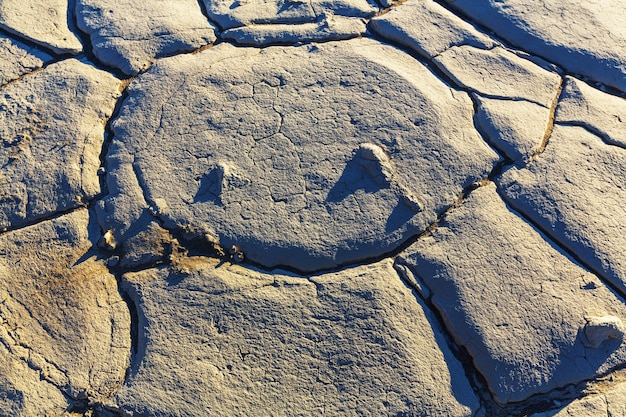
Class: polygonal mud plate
0,209,130,415
100,38,498,272
115,259,480,416
0,33,52,86
76,0,217,75
201,0,378,29
0,0,82,54
499,124,626,296
398,183,626,403
0,58,121,231
440,0,626,93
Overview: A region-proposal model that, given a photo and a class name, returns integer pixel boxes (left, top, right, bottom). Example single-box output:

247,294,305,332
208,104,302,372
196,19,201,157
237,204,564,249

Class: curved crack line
0,25,77,59
491,180,626,300
555,121,626,150
429,0,625,96
0,205,89,237
0,319,71,395
391,259,491,417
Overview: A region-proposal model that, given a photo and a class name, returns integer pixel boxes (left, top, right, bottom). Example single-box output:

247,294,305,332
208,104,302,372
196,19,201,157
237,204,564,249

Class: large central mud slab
101,38,498,271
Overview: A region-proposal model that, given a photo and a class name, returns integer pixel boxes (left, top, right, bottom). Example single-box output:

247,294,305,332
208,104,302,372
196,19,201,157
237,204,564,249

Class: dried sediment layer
0,33,52,87
115,259,479,416
1,0,625,414
398,183,626,403
371,0,563,166
530,381,626,417
0,58,121,230
0,209,130,415
99,38,498,272
202,0,378,30
440,0,626,92
0,0,82,54
499,124,626,296
76,0,217,75
556,76,626,148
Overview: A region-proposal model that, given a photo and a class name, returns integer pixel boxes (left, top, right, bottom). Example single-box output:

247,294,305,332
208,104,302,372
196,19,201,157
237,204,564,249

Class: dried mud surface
1,0,625,416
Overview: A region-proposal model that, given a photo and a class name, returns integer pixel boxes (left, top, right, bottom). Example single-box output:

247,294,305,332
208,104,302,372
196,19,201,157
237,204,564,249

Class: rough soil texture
116,259,479,416
397,183,626,403
0,209,130,416
0,59,121,231
1,0,625,416
100,39,497,272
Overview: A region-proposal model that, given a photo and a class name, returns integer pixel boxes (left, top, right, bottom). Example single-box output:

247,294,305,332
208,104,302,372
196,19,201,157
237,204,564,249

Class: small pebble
107,256,120,267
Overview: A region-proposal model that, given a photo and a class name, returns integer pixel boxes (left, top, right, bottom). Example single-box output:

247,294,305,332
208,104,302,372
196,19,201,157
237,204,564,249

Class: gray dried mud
1,0,625,415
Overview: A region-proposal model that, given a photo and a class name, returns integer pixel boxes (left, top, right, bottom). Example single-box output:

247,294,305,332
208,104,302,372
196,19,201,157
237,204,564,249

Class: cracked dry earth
1,1,625,416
